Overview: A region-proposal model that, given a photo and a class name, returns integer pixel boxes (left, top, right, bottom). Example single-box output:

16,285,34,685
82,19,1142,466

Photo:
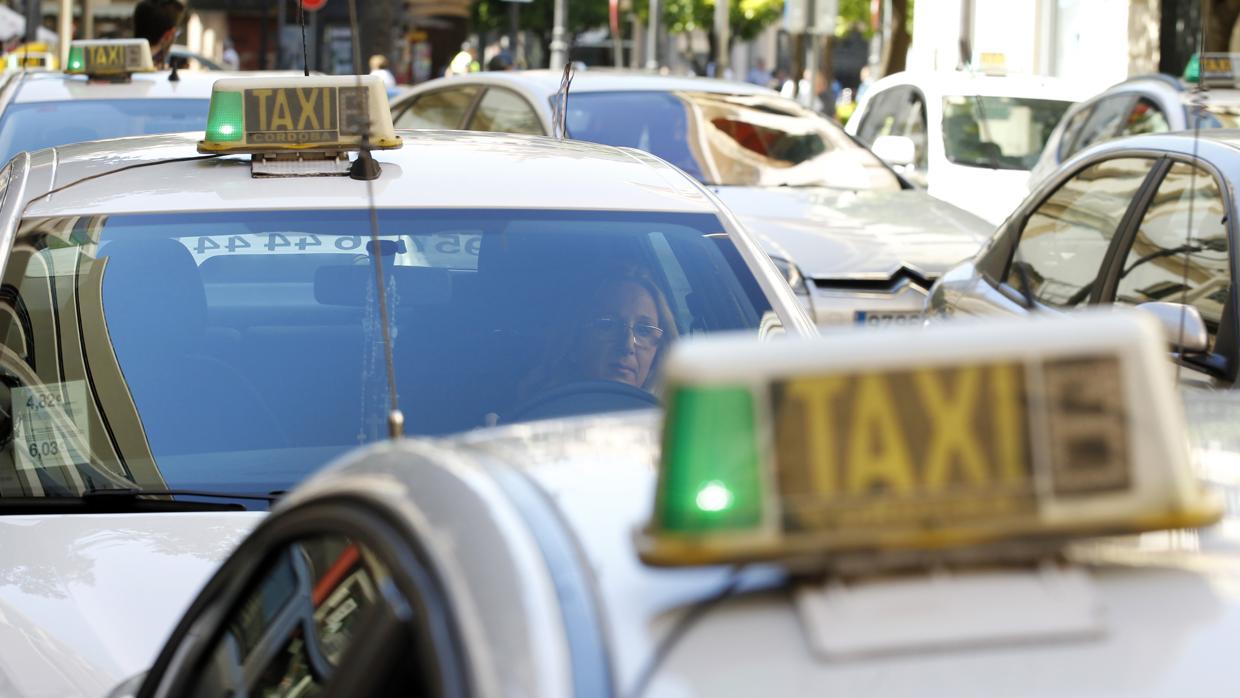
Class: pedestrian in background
221,38,240,70
487,51,515,71
133,0,184,68
746,57,770,86
369,54,397,89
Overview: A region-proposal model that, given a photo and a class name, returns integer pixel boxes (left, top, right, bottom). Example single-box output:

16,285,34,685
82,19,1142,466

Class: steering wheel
506,380,659,423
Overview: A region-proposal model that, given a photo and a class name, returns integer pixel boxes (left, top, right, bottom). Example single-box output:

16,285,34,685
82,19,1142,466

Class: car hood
713,186,993,280
0,512,263,697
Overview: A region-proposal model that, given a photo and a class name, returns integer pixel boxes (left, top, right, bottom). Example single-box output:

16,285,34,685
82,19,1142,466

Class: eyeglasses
583,316,664,348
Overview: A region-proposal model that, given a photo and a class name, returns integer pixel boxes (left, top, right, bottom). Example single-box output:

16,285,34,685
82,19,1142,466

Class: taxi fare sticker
771,356,1129,533
85,43,142,72
244,87,370,144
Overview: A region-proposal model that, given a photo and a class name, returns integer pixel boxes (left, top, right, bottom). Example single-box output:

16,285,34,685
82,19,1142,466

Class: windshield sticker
12,380,90,473
177,233,481,267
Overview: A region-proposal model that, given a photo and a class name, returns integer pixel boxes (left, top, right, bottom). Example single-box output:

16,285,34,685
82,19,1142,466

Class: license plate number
854,310,923,326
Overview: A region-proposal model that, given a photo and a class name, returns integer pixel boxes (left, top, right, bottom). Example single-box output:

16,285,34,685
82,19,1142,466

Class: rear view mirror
871,135,916,168
1137,301,1209,354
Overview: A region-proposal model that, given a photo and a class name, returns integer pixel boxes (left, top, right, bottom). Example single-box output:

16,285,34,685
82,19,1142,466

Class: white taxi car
113,309,1239,697
846,70,1090,224
391,71,993,327
0,38,295,166
0,76,811,696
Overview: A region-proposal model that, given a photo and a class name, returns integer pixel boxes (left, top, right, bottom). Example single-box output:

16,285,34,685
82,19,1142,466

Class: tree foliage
628,0,782,41
472,0,609,38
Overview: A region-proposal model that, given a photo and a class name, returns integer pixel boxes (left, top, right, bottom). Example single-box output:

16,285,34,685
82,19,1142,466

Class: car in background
846,70,1089,224
1028,72,1240,190
0,74,812,696
926,130,1240,388
391,71,993,327
0,38,300,166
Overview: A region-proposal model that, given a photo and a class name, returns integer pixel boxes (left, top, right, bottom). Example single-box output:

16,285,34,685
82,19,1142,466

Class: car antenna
1175,3,1211,384
348,0,403,439
552,61,575,139
299,0,310,76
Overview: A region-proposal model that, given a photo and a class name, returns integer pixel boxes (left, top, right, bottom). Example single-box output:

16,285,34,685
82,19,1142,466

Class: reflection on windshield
0,209,774,504
941,96,1071,170
0,99,210,163
565,90,900,190
1198,104,1240,129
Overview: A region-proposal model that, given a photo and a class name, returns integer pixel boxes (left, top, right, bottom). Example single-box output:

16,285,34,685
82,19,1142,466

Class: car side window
1114,162,1229,348
893,89,928,172
394,87,480,129
467,88,543,135
1055,106,1093,161
1006,157,1156,307
182,534,436,698
1119,97,1170,137
855,88,900,145
1066,94,1137,157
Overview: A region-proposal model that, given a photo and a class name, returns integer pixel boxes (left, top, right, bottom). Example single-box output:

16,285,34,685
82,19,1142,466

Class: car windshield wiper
0,487,279,515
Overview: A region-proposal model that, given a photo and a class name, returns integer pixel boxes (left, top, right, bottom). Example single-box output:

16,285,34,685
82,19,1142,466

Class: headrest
101,238,207,357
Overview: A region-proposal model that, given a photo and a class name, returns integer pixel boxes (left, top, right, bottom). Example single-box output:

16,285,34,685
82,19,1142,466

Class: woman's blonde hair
519,264,679,399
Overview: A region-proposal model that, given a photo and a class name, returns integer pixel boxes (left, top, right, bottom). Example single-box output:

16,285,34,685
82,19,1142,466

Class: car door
393,86,482,129
1102,158,1237,383
464,87,545,135
132,500,469,698
985,156,1162,308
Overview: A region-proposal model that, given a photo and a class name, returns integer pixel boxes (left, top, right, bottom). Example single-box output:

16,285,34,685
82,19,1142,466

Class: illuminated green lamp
204,91,244,143
1184,52,1200,83
65,46,84,73
655,386,764,534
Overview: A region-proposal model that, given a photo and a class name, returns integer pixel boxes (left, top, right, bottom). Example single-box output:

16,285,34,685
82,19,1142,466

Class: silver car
928,130,1240,387
391,70,993,327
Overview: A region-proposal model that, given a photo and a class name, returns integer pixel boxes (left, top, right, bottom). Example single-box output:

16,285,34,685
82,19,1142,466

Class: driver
520,265,679,399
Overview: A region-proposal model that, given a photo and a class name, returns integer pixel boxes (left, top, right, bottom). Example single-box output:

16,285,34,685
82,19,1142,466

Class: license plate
244,86,369,144
770,356,1130,534
854,310,922,326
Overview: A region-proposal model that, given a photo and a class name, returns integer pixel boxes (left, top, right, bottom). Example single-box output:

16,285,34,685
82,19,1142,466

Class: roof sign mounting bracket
251,152,350,178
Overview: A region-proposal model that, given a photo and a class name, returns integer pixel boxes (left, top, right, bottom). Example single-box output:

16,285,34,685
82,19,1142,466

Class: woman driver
520,265,680,400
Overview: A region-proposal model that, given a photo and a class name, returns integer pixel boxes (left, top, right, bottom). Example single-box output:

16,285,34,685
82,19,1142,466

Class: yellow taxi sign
1199,53,1240,87
5,51,56,72
198,75,402,154
65,39,154,77
638,310,1221,567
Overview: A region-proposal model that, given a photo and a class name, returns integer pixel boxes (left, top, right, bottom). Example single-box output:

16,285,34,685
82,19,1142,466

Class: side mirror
871,134,916,168
1138,302,1209,354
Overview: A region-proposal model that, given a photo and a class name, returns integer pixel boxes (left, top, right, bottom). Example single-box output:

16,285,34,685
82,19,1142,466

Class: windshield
565,90,900,191
0,209,776,505
0,99,209,163
941,96,1071,170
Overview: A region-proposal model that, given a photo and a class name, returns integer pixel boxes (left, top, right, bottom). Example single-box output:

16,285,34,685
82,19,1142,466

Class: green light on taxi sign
66,46,84,73
657,386,763,533
205,91,244,143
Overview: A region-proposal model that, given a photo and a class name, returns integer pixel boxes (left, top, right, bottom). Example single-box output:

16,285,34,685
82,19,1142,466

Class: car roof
22,129,715,217
405,69,779,99
870,70,1092,101
9,69,298,103
1098,128,1240,155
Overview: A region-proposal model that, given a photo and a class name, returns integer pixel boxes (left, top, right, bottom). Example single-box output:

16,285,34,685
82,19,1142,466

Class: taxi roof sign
65,39,154,77
638,311,1222,568
198,75,402,155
